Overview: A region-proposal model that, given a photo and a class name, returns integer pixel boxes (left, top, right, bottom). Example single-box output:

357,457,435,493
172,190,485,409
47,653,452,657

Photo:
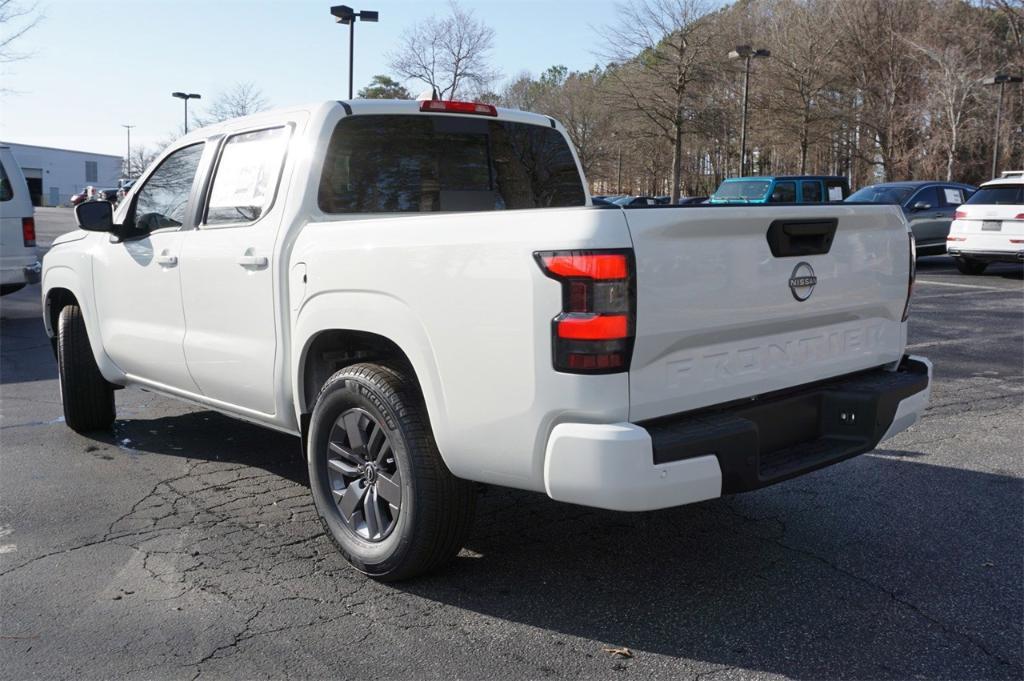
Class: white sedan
947,172,1024,274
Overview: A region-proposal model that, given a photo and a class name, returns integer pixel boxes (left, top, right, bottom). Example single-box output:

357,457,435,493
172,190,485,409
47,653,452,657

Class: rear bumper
0,258,41,285
544,355,932,511
947,248,1024,263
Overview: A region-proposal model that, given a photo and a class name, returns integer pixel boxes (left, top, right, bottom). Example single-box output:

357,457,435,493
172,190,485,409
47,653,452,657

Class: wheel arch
291,291,447,461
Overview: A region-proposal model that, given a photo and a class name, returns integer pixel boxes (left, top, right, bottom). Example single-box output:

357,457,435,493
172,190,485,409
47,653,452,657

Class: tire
0,284,25,296
57,305,116,433
307,363,476,581
955,257,987,275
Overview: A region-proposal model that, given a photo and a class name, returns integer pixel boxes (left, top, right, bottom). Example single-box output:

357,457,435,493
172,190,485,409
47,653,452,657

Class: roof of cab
723,175,847,182
981,173,1024,187
174,99,560,145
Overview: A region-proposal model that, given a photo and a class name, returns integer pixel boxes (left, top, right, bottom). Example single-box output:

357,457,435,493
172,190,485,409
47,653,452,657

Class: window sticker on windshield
943,188,963,205
828,186,844,201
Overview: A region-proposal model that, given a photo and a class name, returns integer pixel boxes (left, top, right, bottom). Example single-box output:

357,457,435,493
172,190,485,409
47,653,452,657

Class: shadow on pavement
74,407,1024,679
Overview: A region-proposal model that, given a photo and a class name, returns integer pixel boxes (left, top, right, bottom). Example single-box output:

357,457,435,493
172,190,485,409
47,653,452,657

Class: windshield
847,185,915,204
965,184,1023,205
713,180,771,201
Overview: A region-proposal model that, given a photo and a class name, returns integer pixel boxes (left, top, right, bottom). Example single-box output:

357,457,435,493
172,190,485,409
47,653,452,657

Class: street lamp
728,45,770,176
121,124,135,179
330,5,379,99
983,73,1023,179
171,92,202,134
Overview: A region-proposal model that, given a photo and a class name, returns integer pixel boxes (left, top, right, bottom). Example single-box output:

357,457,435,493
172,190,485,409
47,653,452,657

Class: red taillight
947,236,966,241
954,210,968,219
21,217,35,247
902,233,915,322
419,100,498,116
557,314,628,340
541,253,627,280
1015,214,1024,220
536,249,635,374
1010,239,1024,244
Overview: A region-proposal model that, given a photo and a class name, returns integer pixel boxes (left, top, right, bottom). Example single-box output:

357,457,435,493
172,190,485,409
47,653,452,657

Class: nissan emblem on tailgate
789,262,817,301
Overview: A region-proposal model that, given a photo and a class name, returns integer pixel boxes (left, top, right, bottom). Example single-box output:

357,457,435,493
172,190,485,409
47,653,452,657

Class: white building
0,142,122,207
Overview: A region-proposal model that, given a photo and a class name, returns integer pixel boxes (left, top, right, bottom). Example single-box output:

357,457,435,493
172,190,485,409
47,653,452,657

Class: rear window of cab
318,114,586,213
965,184,1023,205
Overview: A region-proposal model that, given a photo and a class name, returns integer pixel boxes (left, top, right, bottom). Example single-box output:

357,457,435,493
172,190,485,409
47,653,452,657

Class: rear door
179,124,293,416
624,204,909,421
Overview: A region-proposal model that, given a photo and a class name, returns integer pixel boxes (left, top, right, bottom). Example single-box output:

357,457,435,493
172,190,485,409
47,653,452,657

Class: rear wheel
954,257,987,275
57,305,116,432
307,363,476,581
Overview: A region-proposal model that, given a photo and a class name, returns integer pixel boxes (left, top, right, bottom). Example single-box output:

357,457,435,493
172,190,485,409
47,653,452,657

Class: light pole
728,45,770,176
121,124,135,179
983,73,1023,179
330,5,379,99
171,92,201,134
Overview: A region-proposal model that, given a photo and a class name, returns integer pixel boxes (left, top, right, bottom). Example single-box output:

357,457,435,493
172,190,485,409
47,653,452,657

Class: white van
0,145,40,295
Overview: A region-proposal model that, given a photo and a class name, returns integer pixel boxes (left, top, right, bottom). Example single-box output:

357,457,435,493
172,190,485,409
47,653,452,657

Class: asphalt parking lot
1,207,1021,680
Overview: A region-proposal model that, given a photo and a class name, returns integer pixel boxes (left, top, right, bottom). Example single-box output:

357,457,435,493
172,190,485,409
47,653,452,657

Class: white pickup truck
42,100,932,580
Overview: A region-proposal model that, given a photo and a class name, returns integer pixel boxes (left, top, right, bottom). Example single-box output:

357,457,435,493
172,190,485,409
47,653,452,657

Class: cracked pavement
1,211,1021,679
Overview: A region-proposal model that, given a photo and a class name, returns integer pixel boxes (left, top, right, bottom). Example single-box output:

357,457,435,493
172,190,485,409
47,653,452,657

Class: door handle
156,252,178,267
236,254,268,269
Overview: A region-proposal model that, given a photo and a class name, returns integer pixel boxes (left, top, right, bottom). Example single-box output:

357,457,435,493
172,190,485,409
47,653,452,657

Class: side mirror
912,201,931,211
75,200,115,232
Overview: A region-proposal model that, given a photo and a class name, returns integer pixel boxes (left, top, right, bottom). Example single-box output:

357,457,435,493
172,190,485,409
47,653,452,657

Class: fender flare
291,290,450,459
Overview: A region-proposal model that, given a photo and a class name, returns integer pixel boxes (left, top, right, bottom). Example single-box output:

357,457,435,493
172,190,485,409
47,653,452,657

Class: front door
179,126,291,416
906,186,946,250
92,142,206,392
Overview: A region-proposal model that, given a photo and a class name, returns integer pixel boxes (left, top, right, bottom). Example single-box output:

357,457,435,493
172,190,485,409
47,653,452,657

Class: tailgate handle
766,218,838,257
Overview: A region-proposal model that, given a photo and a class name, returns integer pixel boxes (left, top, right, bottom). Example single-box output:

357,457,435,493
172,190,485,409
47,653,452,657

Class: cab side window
801,181,822,202
130,143,205,232
910,187,940,210
205,127,290,226
769,181,796,203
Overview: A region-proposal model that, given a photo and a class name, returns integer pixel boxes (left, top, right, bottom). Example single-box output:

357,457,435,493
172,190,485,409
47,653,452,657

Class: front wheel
57,305,116,432
307,363,476,581
955,257,987,275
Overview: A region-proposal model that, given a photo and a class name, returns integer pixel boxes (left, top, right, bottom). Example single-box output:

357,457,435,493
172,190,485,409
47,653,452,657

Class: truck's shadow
88,410,1023,679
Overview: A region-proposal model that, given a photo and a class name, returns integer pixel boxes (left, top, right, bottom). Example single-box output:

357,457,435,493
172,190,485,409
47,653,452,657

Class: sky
0,0,623,157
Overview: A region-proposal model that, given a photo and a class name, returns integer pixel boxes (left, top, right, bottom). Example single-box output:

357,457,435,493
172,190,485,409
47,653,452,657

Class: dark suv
846,181,976,255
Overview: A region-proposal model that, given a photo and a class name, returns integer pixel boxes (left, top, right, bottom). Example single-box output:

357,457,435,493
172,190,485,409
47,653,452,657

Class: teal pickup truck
710,175,850,205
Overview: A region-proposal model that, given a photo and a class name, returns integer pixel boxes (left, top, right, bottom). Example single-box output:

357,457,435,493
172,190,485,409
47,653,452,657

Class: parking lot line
915,279,1018,292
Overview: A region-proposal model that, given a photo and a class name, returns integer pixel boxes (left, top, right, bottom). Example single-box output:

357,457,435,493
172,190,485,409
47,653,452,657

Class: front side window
130,143,204,232
206,127,290,225
319,114,586,213
911,187,940,209
801,181,822,202
769,181,796,203
966,184,1023,205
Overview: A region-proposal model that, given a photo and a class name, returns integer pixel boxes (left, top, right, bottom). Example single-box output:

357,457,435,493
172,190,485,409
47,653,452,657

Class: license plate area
982,220,1002,231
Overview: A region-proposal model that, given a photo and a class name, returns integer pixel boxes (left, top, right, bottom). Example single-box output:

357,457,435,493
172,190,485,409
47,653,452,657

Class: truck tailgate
624,204,910,421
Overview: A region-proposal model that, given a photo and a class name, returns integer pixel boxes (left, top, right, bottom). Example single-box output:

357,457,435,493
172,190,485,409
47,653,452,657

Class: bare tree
388,1,499,99
906,4,990,180
598,0,719,202
194,82,270,126
0,0,41,64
